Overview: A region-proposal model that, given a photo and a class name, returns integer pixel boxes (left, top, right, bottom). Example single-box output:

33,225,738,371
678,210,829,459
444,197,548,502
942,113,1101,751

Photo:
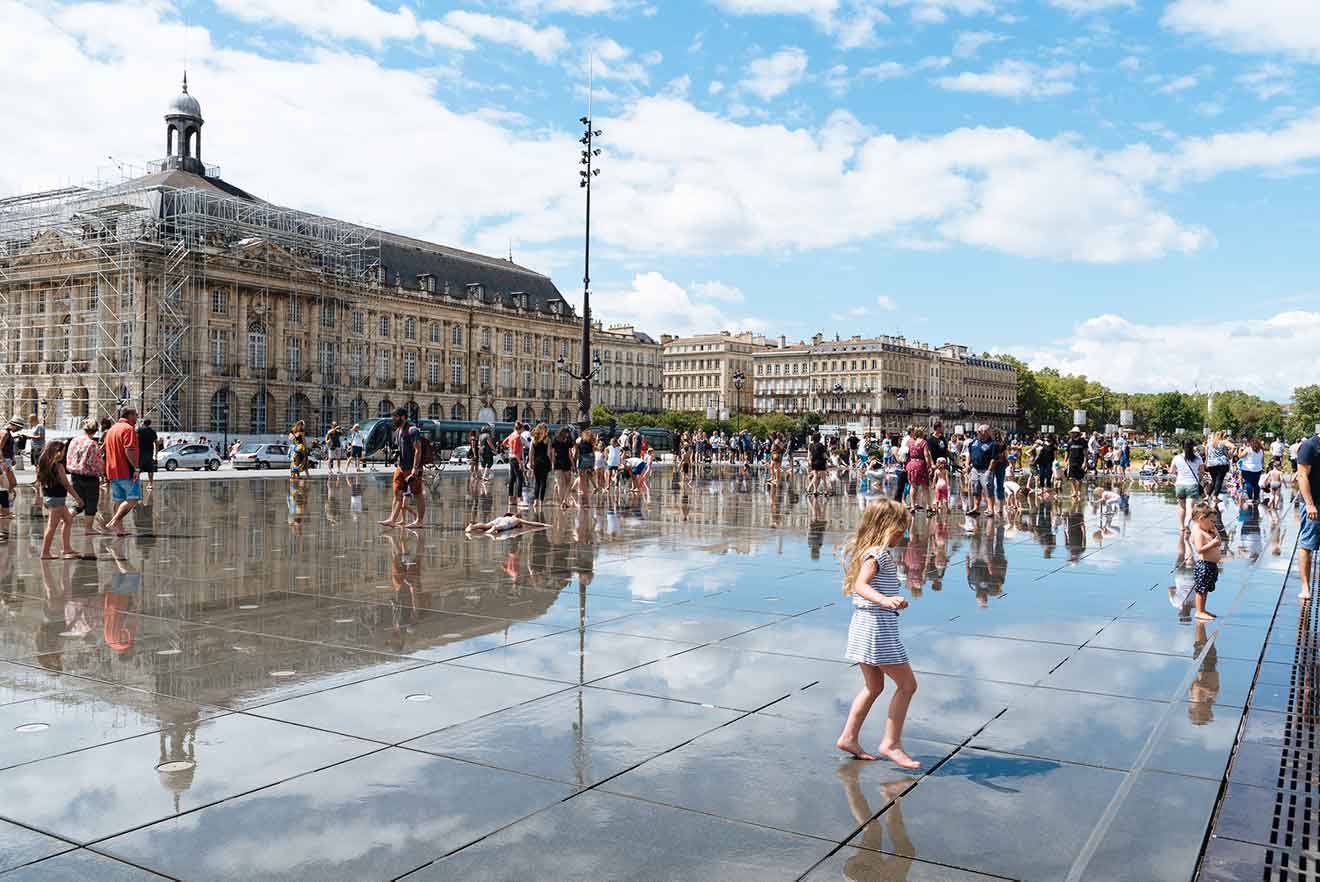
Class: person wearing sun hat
0,417,21,517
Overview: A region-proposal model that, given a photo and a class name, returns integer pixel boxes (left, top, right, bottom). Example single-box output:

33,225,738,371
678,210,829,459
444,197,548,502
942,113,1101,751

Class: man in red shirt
103,407,140,534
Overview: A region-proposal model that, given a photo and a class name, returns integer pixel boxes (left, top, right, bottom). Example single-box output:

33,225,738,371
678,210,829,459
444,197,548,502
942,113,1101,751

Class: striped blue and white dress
845,547,908,666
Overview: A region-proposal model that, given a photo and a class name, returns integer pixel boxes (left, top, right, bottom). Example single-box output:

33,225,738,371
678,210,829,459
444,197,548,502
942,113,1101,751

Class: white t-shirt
1241,448,1264,473
1172,454,1202,487
1271,439,1285,458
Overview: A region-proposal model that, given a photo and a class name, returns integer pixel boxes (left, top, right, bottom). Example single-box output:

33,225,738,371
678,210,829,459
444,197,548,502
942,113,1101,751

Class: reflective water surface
0,471,1302,880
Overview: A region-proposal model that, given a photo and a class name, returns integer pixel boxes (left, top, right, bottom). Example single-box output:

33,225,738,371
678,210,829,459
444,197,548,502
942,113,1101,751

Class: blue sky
4,0,1319,399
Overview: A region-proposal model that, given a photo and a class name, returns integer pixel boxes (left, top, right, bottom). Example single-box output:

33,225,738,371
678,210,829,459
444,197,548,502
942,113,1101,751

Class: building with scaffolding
0,77,660,437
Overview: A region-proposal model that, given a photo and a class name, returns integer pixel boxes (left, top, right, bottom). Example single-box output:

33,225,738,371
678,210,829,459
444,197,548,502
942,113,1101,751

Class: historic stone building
659,331,773,417
751,334,1018,433
591,323,661,414
0,79,656,435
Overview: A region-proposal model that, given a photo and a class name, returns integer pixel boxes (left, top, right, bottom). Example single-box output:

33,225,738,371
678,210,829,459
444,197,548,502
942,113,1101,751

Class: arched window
502,405,517,422
349,396,366,425
248,322,268,370
320,391,336,434
427,401,442,420
451,403,466,420
250,390,268,433
559,406,570,424
57,315,71,362
73,387,89,419
288,392,310,426
522,406,535,422
210,388,231,433
540,405,551,422
405,400,420,422
377,399,394,418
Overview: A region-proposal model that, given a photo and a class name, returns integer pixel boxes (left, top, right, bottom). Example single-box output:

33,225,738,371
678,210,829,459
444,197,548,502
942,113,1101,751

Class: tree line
591,375,1320,442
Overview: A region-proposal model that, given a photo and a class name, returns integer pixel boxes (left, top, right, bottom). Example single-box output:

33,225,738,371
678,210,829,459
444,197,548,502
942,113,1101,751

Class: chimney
811,333,824,345
779,335,786,348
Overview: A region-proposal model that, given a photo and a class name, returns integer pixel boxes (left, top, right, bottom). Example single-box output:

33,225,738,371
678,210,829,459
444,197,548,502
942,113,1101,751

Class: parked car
231,442,291,470
159,443,222,472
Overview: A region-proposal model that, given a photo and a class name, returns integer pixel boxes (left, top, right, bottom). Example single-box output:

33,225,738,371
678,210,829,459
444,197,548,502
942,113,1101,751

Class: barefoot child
933,458,950,514
37,442,84,560
1188,502,1221,622
836,498,921,768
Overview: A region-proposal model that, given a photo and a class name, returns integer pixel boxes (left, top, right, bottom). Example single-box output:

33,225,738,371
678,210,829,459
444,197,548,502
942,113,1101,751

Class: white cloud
876,295,897,310
1194,101,1225,117
1011,311,1320,399
891,0,996,24
214,0,571,59
936,60,1077,98
691,281,746,302
1048,0,1135,12
213,0,419,48
708,80,726,94
510,0,627,13
1156,74,1199,94
20,0,1320,288
1171,109,1320,180
825,64,852,96
1163,0,1320,62
739,47,809,100
1118,55,1141,71
592,273,766,336
664,74,692,97
830,305,869,321
443,11,569,62
860,61,908,80
1237,63,1294,99
582,37,654,84
709,0,888,49
953,30,1004,58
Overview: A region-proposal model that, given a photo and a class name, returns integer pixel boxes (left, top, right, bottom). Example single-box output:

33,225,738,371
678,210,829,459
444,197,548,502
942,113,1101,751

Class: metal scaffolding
0,166,378,430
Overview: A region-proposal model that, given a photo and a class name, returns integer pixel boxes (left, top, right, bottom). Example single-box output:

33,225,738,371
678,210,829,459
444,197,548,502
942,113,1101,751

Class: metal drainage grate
1264,582,1320,881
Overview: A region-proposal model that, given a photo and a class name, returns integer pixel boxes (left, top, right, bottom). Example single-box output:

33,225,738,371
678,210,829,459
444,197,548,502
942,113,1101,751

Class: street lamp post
895,390,906,432
575,113,602,426
832,383,844,421
732,370,745,422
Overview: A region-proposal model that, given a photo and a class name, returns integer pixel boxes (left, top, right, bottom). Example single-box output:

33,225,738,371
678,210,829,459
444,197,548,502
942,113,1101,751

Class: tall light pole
833,382,844,421
732,370,745,422
574,113,602,426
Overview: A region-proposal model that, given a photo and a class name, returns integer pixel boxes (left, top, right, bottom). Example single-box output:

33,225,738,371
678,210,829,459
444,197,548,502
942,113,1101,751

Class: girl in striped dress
836,498,921,768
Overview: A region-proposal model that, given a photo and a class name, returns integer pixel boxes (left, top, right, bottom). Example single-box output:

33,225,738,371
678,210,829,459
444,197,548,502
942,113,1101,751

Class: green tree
1288,385,1320,440
591,405,616,427
1149,392,1202,435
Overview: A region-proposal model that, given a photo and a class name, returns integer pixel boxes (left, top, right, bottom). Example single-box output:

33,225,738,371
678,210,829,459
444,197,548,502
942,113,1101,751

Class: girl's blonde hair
841,498,911,595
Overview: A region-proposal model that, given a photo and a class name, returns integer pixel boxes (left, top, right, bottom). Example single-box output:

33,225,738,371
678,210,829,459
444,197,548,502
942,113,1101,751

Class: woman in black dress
550,427,574,504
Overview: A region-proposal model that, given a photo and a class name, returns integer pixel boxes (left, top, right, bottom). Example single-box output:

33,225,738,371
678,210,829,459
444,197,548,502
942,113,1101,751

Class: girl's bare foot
877,744,922,769
1301,590,1312,601
836,738,877,761
1195,611,1217,622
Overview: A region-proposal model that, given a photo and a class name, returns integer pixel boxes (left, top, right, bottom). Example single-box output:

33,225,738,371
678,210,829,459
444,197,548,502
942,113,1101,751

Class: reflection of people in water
1033,499,1056,558
965,519,1004,608
35,558,68,670
1187,620,1220,725
385,531,425,651
103,540,141,660
807,496,827,560
1064,506,1086,564
836,762,916,881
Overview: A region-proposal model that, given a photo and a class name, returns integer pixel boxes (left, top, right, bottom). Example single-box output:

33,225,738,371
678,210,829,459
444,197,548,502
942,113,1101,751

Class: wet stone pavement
0,470,1302,881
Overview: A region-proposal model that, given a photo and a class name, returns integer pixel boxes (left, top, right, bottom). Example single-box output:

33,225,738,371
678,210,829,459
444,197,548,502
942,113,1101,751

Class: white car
231,442,291,470
159,443,221,472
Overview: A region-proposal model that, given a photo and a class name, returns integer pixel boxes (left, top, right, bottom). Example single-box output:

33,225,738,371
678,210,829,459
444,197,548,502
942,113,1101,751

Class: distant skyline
4,0,1318,399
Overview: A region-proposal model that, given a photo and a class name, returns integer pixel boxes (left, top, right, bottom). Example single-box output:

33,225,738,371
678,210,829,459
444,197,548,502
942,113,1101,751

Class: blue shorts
1301,513,1320,552
110,478,141,502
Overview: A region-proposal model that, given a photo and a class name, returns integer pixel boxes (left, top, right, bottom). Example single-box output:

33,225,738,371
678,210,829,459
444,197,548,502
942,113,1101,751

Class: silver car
231,442,290,470
159,443,222,472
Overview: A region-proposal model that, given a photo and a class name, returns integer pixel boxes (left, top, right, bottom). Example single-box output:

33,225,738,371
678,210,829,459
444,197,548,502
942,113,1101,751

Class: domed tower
163,72,205,174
